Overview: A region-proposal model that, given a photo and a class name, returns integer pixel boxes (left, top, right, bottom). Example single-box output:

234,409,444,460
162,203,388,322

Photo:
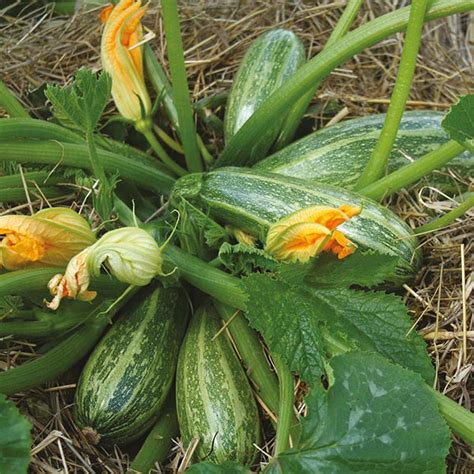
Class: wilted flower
0,208,95,270
100,0,151,122
226,226,257,246
47,227,163,309
265,205,361,263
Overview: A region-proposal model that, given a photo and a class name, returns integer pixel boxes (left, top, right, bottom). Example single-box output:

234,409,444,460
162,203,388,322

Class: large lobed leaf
267,352,451,474
0,395,32,473
241,271,434,385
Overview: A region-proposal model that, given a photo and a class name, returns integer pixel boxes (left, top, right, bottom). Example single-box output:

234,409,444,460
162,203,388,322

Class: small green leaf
305,251,400,288
45,68,111,133
187,461,250,473
268,352,451,474
442,94,474,152
219,242,278,275
242,274,326,383
0,394,32,473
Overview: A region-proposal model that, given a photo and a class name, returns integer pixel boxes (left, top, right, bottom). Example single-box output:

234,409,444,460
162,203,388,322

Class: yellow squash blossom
47,227,163,310
265,205,361,263
0,208,95,270
100,0,151,122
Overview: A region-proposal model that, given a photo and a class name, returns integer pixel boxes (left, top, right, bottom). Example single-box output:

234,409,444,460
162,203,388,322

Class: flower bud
100,0,151,121
46,227,163,309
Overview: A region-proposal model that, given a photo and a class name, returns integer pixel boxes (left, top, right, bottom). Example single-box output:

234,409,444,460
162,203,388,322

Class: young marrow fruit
172,168,422,282
256,111,474,191
176,302,261,465
74,285,188,445
224,29,306,164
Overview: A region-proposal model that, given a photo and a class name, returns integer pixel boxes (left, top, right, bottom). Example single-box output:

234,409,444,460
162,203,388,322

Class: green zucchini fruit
224,29,306,164
256,111,474,191
172,168,422,282
74,285,189,445
176,302,261,465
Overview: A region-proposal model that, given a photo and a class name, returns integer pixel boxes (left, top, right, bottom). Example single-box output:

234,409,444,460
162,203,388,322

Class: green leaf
267,352,451,474
178,199,228,250
45,68,111,133
219,242,278,275
187,461,250,473
315,287,434,384
241,274,433,384
0,394,32,473
241,274,326,383
442,94,474,152
305,251,400,288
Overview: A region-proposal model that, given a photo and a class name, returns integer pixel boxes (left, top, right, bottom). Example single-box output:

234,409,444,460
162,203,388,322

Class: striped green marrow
176,302,261,465
74,285,189,445
224,29,306,164
172,168,422,282
256,111,474,191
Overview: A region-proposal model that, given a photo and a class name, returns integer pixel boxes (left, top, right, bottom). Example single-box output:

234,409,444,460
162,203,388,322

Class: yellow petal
324,230,358,260
46,249,96,310
265,222,331,263
0,208,95,270
100,0,151,121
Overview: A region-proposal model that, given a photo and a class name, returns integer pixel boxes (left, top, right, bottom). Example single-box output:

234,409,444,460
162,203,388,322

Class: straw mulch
0,1,473,472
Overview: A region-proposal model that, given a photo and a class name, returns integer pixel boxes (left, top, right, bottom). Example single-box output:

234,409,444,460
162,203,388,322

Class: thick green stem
273,355,294,455
163,245,248,310
0,312,90,339
127,395,178,474
139,126,187,177
161,0,203,173
164,246,474,445
0,187,65,203
214,302,279,415
0,267,125,299
0,80,30,118
416,193,474,234
356,0,430,189
216,0,473,167
274,0,364,151
0,118,82,143
0,296,135,395
359,140,465,200
433,391,474,444
0,140,176,195
0,171,63,188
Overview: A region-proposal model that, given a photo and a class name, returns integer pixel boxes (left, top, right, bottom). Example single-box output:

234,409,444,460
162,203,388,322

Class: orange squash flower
100,0,151,122
46,227,164,310
0,208,96,270
265,205,361,263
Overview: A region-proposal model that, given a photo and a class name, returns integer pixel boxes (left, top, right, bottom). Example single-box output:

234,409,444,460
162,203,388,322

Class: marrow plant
0,0,473,472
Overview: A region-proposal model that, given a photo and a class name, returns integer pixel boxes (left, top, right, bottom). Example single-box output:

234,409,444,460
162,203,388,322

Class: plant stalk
0,295,135,395
356,0,430,189
139,126,187,176
127,395,178,474
215,0,473,167
214,302,279,415
359,140,465,200
0,141,176,195
0,80,30,118
273,354,295,455
161,0,203,173
274,0,364,150
416,193,474,234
